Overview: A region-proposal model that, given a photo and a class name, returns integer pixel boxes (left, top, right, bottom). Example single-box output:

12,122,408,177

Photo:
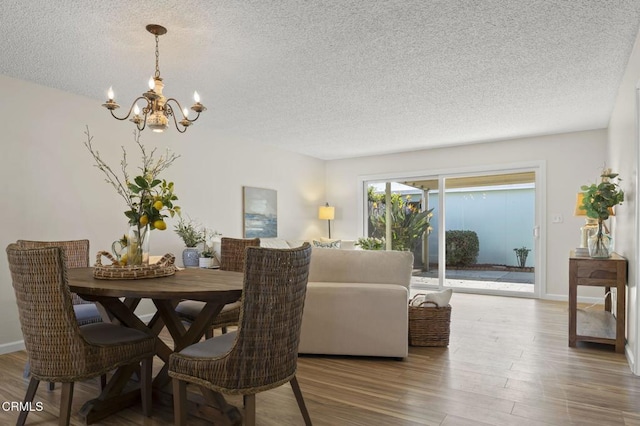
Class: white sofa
298,247,414,358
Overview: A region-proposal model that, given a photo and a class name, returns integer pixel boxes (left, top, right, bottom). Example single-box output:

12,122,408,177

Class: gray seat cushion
80,322,154,345
74,303,103,326
178,331,237,358
176,300,241,321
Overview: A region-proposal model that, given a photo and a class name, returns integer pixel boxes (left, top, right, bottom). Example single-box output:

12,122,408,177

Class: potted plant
174,217,204,267
513,246,530,268
199,228,221,268
580,169,624,258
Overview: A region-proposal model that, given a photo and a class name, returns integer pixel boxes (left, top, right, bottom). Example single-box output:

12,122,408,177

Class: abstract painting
243,186,277,238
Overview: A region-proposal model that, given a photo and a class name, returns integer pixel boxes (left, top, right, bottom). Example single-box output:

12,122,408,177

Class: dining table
66,266,244,424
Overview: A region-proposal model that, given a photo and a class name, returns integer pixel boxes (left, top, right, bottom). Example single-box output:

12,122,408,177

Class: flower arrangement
84,127,181,265
200,227,222,259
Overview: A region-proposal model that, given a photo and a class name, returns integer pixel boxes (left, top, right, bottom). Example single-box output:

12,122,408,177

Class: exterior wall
0,75,325,352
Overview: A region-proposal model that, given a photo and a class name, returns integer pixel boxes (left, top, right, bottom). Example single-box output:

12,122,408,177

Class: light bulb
193,91,200,103
148,77,155,90
107,86,114,100
133,104,140,115
183,108,189,119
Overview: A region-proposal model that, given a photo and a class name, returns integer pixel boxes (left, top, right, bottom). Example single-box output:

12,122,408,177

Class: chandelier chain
154,35,161,78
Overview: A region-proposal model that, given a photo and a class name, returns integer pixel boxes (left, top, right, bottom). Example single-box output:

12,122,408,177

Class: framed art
243,186,277,238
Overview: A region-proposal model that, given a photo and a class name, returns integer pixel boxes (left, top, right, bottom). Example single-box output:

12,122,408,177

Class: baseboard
0,340,25,355
542,294,603,305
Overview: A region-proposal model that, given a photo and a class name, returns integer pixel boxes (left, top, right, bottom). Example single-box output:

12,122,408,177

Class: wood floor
1,293,640,425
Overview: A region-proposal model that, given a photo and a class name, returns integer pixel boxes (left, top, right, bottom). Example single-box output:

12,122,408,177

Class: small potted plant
199,228,221,268
513,246,530,268
580,168,624,258
174,217,204,268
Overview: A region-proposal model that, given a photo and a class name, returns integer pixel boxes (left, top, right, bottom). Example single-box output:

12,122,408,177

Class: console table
568,251,627,353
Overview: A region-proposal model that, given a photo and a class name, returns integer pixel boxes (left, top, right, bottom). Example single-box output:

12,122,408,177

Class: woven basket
408,294,451,347
93,251,177,280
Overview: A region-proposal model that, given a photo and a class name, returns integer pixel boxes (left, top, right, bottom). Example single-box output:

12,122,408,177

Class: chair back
6,244,87,381
17,239,90,305
219,237,260,272
227,243,312,390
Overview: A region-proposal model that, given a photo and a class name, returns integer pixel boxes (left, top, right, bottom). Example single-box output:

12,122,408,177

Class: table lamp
318,202,335,238
574,193,598,256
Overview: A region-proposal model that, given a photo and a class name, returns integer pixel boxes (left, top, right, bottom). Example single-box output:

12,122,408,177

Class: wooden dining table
66,267,244,424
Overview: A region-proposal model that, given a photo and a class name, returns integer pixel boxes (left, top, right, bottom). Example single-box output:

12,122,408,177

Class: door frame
358,160,546,299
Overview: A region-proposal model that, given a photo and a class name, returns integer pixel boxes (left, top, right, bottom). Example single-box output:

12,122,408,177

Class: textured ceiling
2,1,640,160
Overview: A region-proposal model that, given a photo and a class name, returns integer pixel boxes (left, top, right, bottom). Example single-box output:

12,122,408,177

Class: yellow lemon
139,215,149,226
153,219,167,230
153,200,163,210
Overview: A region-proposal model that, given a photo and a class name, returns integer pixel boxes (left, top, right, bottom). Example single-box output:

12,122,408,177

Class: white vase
199,257,214,268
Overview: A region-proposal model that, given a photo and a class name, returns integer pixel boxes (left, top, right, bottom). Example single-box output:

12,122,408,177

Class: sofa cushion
259,238,292,249
308,247,413,288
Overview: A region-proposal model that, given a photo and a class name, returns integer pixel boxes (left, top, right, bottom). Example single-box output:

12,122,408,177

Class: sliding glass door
364,166,539,297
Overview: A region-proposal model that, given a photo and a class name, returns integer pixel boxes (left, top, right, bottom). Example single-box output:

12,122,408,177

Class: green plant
84,127,180,231
580,169,624,256
200,228,221,258
367,187,433,251
514,246,530,268
174,218,205,247
355,237,385,250
445,230,479,266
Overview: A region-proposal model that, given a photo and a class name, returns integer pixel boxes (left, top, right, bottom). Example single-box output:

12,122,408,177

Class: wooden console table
569,251,627,353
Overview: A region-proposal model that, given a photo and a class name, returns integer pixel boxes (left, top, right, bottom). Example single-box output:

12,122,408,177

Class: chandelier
102,24,206,133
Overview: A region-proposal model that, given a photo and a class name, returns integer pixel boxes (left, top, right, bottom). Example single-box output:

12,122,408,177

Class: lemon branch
84,126,181,230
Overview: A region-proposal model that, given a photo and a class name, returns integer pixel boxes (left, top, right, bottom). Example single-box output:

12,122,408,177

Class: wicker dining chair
16,240,103,389
6,244,156,426
169,243,313,426
175,237,260,337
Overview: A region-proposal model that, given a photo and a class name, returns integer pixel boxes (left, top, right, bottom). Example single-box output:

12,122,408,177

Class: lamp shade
318,205,335,221
574,193,587,216
574,192,614,217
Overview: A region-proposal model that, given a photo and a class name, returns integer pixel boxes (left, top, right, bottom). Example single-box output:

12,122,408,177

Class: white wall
608,29,640,373
0,75,326,352
325,129,608,299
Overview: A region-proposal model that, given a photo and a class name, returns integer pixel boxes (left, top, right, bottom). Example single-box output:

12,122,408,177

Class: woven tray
408,294,451,347
93,251,177,280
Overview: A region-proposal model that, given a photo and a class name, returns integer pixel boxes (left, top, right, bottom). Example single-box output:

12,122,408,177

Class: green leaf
134,176,149,189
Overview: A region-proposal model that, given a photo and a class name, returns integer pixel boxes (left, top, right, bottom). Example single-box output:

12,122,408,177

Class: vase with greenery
174,218,204,267
85,127,180,265
580,169,624,258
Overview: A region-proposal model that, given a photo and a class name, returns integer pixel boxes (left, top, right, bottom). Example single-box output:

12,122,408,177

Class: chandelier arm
137,112,148,132
108,97,151,121
165,102,188,133
165,98,189,121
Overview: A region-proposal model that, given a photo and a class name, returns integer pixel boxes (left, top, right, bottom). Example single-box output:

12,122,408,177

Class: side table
568,251,627,353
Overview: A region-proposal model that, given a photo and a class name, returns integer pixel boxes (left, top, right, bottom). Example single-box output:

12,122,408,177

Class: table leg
569,260,577,348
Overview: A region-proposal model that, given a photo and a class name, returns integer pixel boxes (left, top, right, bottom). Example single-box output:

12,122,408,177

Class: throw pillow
312,239,341,249
411,289,453,308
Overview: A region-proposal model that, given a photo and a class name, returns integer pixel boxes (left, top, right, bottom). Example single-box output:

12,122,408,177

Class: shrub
445,230,479,266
